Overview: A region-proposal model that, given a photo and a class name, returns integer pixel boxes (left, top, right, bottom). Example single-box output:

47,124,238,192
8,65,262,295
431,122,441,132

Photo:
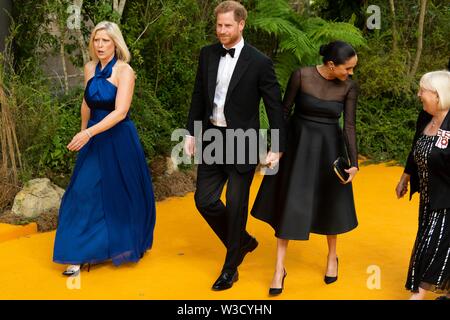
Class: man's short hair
214,1,248,22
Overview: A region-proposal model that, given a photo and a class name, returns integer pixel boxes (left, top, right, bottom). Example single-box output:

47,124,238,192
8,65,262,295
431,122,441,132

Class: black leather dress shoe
237,236,258,266
212,270,239,291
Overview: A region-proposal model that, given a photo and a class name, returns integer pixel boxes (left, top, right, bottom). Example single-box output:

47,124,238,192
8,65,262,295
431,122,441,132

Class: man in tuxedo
184,0,286,291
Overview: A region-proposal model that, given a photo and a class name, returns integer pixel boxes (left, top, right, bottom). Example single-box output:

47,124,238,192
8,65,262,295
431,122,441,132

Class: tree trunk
113,0,126,18
73,0,90,65
59,35,69,94
54,8,70,94
389,0,398,52
408,0,427,86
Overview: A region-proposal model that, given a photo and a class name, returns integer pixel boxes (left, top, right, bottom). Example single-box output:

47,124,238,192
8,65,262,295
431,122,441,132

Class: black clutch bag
333,157,350,184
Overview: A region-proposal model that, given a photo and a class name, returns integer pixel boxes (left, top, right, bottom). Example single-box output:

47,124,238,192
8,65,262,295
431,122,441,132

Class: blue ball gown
53,56,156,266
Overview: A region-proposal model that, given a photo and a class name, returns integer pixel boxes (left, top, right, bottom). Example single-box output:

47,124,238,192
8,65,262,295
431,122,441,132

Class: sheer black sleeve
282,69,301,120
343,81,359,168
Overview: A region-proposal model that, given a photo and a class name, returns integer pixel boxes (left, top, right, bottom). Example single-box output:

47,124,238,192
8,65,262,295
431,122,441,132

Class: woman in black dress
395,70,450,300
251,41,359,295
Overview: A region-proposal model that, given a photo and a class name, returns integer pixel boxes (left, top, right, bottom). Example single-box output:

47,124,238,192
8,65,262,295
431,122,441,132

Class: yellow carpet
0,163,438,300
0,223,37,243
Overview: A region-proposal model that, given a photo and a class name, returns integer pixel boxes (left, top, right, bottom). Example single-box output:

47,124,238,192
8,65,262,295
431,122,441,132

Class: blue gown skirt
53,109,156,266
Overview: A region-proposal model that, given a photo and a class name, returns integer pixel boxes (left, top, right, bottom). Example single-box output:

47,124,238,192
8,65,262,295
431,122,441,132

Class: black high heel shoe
62,263,91,276
269,269,287,296
324,257,338,284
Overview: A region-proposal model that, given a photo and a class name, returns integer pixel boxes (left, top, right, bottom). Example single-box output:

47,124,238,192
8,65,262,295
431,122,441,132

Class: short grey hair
420,70,450,111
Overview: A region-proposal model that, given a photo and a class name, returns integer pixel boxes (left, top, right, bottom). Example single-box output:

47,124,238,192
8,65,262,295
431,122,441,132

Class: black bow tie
221,47,236,58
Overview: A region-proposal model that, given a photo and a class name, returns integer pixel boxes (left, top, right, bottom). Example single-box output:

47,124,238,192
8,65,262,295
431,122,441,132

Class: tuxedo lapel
208,45,221,107
225,44,251,104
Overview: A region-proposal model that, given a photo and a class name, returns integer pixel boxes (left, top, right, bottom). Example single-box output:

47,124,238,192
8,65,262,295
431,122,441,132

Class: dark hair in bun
319,41,356,66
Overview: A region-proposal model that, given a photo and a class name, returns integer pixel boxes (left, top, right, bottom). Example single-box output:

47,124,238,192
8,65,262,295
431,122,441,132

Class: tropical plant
246,0,366,88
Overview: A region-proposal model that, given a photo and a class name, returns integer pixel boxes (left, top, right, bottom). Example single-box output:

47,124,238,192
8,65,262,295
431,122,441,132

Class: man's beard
218,33,239,46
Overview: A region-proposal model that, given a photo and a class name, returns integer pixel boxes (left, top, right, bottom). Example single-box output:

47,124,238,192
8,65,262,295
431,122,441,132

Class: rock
12,178,65,218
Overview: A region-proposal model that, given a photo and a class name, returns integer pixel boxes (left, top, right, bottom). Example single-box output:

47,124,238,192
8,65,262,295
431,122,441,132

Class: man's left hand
264,151,283,169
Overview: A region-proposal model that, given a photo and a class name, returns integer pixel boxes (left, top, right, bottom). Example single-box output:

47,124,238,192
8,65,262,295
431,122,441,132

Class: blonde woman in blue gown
53,21,156,276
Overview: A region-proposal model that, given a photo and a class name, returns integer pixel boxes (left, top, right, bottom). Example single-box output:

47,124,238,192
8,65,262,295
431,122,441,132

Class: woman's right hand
67,130,91,152
396,173,410,199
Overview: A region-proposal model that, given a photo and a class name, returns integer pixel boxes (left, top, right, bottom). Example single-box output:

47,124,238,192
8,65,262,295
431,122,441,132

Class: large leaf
302,17,366,48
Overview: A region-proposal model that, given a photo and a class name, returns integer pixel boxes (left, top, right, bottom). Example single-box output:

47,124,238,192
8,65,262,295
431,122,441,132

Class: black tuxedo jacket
186,42,286,172
405,110,450,209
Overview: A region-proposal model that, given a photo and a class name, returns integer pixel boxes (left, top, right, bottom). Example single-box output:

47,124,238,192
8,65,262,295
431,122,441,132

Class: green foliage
5,0,450,181
301,17,366,49
10,1,56,73
83,0,122,24
131,78,174,160
245,0,365,89
356,97,420,164
121,0,213,125
12,79,80,177
310,0,367,29
353,0,450,164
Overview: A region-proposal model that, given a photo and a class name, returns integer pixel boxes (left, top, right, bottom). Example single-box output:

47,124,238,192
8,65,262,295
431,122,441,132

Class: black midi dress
251,66,358,240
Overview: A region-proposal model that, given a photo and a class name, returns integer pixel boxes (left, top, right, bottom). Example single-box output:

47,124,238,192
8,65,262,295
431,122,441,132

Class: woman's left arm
343,81,359,183
88,64,135,137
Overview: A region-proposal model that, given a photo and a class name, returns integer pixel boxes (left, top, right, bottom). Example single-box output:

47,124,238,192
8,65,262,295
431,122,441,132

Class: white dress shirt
210,37,245,127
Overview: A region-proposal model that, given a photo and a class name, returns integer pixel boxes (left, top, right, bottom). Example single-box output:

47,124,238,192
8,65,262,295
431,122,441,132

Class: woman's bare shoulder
115,61,135,75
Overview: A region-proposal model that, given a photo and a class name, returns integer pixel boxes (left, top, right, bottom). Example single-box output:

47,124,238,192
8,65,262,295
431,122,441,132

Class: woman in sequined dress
396,70,450,300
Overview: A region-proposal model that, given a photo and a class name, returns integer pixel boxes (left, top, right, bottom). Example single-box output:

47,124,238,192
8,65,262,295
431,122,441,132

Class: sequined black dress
406,134,450,293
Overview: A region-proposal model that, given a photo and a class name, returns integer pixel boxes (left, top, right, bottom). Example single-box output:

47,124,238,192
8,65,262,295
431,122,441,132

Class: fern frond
250,0,293,18
248,17,315,59
302,17,366,48
274,51,300,89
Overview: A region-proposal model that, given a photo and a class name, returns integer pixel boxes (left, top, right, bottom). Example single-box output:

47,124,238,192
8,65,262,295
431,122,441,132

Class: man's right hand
184,135,196,157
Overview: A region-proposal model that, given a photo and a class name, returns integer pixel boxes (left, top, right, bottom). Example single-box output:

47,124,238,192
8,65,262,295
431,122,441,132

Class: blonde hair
88,21,131,63
214,1,248,22
420,70,450,111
